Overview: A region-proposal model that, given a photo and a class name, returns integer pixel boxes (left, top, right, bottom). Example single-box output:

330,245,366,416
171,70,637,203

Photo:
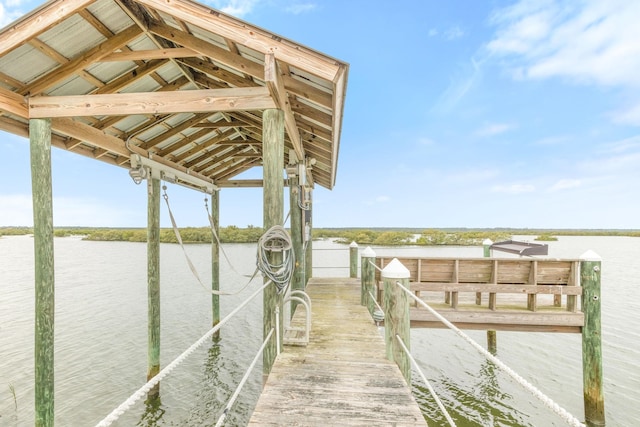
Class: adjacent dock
248,277,427,426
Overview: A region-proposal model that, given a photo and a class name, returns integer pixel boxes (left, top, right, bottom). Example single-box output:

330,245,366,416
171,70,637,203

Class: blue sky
2,0,640,229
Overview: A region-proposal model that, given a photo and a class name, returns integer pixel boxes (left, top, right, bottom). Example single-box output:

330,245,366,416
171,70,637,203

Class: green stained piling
31,118,55,427
147,177,161,398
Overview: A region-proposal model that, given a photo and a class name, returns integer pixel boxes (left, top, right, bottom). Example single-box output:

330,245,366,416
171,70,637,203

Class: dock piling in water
31,118,55,427
581,251,605,427
210,190,220,338
382,258,411,383
147,176,161,398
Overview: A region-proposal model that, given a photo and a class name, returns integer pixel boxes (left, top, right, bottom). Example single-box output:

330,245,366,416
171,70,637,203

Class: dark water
0,235,637,426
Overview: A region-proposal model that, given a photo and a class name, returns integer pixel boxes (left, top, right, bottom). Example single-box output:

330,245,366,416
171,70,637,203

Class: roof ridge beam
28,87,276,118
135,0,341,81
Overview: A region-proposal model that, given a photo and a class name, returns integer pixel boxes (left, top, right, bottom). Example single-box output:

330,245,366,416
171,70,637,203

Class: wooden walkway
248,277,427,426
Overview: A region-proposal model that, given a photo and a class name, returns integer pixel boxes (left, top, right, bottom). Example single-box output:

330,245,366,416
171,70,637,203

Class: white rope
163,186,257,296
214,328,274,427
394,281,586,427
95,280,270,427
396,335,457,427
368,259,383,272
256,225,294,294
368,291,384,316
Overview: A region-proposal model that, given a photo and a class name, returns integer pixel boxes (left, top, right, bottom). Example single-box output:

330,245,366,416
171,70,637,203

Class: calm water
1,235,638,426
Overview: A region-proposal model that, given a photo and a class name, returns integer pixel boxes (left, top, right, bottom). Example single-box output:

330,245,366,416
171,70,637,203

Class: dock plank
248,278,427,426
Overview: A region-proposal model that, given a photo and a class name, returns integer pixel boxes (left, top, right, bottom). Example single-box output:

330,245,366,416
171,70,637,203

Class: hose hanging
256,225,294,294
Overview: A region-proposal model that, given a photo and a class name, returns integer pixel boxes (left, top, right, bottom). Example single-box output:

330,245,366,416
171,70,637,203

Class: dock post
382,258,411,383
580,251,605,427
263,108,285,379
483,239,497,353
304,190,313,286
361,247,376,310
349,241,358,278
289,169,305,314
147,175,161,398
30,118,55,427
211,190,220,338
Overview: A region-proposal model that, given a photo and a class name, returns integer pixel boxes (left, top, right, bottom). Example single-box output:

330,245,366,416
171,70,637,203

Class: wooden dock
248,277,427,426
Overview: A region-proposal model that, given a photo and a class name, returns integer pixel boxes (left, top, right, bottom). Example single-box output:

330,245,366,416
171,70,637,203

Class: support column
581,251,605,427
263,109,285,379
361,247,376,312
147,176,161,398
211,190,220,338
382,258,411,383
349,241,358,278
289,171,305,315
31,118,55,427
483,239,496,353
304,188,313,286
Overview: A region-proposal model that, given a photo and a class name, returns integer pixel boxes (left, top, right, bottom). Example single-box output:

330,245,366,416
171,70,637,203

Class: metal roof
0,0,348,190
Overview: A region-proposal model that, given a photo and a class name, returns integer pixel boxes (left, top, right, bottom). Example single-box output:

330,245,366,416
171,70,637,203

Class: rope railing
394,280,586,427
214,328,275,427
95,280,271,427
395,334,456,427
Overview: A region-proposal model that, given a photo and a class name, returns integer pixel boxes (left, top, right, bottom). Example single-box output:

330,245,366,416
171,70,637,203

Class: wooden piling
361,246,376,310
382,258,411,383
210,190,220,338
262,109,285,378
30,118,55,427
580,251,605,427
147,176,161,398
304,188,313,286
349,241,358,278
484,239,497,353
289,172,305,314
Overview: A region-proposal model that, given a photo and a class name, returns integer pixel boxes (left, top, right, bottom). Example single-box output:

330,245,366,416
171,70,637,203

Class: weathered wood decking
248,277,427,426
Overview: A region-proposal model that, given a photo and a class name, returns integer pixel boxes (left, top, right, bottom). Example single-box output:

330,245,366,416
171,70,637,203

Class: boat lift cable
163,186,258,296
94,280,271,427
214,328,275,427
396,335,457,427
394,280,586,427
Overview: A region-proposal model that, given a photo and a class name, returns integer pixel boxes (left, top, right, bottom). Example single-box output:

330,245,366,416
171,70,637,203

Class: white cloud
474,122,516,137
428,28,438,37
487,0,640,87
0,194,141,227
533,135,572,145
445,26,464,40
417,137,435,146
491,183,535,194
285,3,316,15
549,179,581,192
209,0,259,17
609,103,640,126
432,56,483,113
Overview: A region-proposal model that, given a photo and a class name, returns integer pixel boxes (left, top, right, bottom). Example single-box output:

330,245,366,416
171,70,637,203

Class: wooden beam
21,25,144,96
330,64,348,188
50,117,130,157
217,179,264,188
94,59,168,95
149,22,264,80
135,0,341,81
101,47,200,61
0,0,97,56
264,53,304,162
0,87,28,118
192,118,254,128
29,87,275,118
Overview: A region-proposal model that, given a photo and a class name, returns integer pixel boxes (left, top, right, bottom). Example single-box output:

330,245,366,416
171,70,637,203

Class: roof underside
0,0,348,190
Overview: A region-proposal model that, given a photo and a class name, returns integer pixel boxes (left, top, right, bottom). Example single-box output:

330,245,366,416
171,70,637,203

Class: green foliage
416,229,512,246
0,227,33,236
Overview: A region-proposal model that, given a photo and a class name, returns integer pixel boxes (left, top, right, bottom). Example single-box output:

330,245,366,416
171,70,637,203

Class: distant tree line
2,226,640,245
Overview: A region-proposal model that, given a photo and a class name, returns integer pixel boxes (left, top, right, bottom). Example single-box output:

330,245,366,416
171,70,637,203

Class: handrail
394,280,586,427
214,328,275,427
95,279,271,427
396,334,456,427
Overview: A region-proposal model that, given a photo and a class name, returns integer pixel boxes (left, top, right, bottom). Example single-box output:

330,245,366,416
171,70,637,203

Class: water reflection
138,396,165,426
415,357,530,427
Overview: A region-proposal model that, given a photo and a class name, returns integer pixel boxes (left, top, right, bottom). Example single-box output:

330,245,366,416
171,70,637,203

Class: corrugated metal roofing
0,0,348,190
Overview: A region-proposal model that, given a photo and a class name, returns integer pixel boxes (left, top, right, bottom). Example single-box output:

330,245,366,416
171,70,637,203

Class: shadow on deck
248,277,427,426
